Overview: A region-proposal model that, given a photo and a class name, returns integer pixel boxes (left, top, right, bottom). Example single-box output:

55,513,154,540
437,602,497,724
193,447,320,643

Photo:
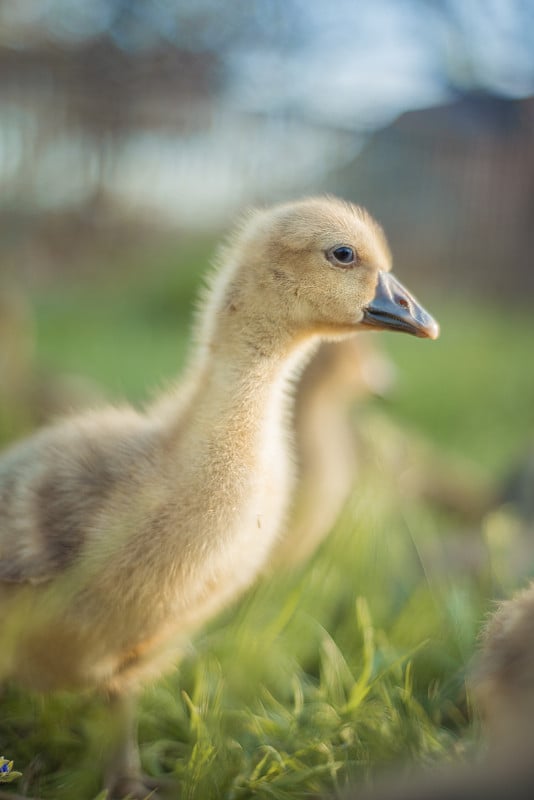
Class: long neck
144,303,318,611
154,297,318,462
113,275,319,628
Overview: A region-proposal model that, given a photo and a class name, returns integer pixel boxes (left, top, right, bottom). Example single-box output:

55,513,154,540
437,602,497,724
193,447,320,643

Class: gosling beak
362,271,439,340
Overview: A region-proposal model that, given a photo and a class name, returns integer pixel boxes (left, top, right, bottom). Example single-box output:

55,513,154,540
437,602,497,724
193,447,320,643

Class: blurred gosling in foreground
0,196,438,799
341,583,534,800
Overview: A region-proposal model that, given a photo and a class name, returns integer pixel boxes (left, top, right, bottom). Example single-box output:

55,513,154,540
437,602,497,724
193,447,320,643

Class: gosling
0,196,438,798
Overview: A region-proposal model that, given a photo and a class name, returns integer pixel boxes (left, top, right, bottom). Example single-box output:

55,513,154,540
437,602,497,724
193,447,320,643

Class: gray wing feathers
0,408,158,585
0,436,112,585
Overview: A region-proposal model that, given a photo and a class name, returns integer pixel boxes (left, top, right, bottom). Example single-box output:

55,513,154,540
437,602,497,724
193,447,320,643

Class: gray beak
361,271,439,340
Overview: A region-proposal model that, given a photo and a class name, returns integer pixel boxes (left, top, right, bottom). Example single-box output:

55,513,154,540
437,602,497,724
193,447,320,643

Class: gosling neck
158,301,318,444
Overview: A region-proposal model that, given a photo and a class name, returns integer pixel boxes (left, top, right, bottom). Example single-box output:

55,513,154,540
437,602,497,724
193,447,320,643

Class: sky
1,0,533,131
225,0,534,128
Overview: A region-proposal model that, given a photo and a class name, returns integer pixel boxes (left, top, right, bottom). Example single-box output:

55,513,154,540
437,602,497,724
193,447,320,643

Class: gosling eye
326,245,358,268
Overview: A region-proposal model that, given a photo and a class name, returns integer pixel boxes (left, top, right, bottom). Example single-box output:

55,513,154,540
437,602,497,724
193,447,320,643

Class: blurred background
1,0,533,288
1,0,533,451
1,2,534,798
1,0,533,472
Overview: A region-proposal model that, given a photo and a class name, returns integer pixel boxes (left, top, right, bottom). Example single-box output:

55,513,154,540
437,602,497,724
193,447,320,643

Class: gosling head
225,195,439,342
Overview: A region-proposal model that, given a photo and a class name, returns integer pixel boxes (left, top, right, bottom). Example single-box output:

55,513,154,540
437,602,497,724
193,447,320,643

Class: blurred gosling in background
268,336,395,570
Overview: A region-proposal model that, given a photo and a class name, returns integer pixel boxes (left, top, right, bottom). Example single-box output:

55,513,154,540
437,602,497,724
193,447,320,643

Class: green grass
382,299,534,473
1,247,533,799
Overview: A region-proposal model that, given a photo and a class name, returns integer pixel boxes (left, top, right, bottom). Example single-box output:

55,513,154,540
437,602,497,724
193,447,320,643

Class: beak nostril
364,270,439,338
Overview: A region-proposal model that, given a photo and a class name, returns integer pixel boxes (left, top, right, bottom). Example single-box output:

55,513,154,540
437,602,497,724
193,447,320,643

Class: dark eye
326,245,357,268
